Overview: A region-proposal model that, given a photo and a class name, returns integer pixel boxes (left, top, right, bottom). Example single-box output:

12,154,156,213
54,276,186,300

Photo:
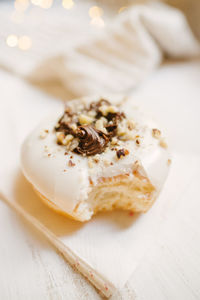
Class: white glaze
21,95,170,216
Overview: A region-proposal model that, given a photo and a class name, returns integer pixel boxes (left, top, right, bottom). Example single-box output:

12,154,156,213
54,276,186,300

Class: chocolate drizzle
75,126,109,156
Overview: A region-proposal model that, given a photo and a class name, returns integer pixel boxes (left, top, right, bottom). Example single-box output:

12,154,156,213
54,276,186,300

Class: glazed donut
21,95,170,221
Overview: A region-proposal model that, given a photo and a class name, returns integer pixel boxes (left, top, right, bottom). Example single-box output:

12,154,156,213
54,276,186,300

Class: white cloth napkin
1,2,200,298
29,2,200,97
1,59,200,297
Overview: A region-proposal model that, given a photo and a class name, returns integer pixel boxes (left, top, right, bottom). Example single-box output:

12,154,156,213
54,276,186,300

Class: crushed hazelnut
152,128,161,139
79,114,93,125
103,159,110,166
99,105,118,116
136,139,140,145
71,123,77,131
89,177,93,185
95,118,107,134
167,159,172,165
160,139,168,148
56,132,65,144
93,158,99,163
40,129,48,139
88,157,94,168
68,160,75,167
111,137,118,145
63,134,74,146
127,120,135,130
116,148,129,159
68,138,79,151
88,110,96,118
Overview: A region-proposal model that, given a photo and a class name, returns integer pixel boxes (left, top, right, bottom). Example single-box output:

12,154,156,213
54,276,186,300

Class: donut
21,95,170,221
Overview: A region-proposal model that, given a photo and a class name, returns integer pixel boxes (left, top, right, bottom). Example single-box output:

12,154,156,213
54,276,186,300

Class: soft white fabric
1,59,200,297
29,2,200,97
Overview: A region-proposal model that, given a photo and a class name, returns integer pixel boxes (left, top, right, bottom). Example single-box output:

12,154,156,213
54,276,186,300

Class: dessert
21,95,170,221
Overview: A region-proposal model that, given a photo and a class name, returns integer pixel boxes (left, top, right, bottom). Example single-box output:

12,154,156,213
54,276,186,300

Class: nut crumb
167,159,172,165
48,153,51,157
93,158,99,164
103,159,110,166
116,148,129,159
127,120,135,130
135,139,140,145
152,128,161,139
88,157,94,168
160,139,167,148
40,129,48,139
89,177,93,185
68,160,75,167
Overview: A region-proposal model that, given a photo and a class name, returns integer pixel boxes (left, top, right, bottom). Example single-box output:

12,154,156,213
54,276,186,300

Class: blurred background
0,0,199,94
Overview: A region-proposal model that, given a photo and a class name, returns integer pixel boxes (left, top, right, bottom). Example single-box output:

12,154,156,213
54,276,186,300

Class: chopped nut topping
160,139,168,148
54,98,136,157
116,148,129,159
88,157,94,168
152,128,161,139
99,105,117,116
167,159,172,165
95,118,107,134
40,129,48,139
136,139,140,145
71,123,77,131
93,158,99,163
68,138,79,151
111,137,118,145
56,132,65,145
103,159,110,166
79,114,94,125
127,120,135,130
68,160,75,167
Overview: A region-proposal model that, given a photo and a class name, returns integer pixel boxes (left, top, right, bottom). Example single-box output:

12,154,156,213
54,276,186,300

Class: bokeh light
118,6,127,14
14,0,29,12
6,35,18,47
89,6,103,19
18,36,32,50
62,0,74,10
